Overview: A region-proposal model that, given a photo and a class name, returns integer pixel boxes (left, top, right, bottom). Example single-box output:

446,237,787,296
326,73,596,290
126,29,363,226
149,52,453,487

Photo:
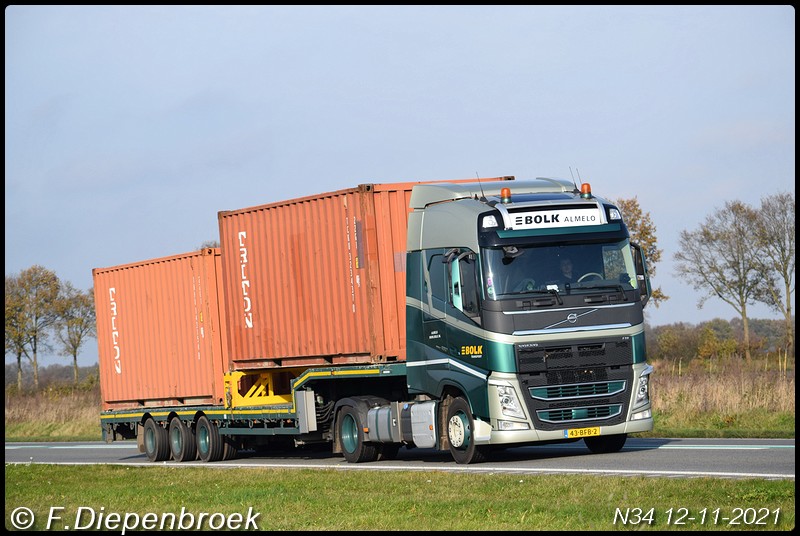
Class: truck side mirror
631,242,651,307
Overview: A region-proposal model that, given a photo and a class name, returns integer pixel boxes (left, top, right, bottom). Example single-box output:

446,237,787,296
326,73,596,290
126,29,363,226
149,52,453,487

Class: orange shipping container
93,248,229,410
218,177,513,369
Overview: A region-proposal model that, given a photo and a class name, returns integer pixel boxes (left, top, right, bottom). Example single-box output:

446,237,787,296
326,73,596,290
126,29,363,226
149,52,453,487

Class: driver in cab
559,257,575,285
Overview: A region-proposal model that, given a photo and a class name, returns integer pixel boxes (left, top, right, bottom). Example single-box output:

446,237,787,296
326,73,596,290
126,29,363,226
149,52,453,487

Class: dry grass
4,386,102,440
647,356,795,437
653,359,795,414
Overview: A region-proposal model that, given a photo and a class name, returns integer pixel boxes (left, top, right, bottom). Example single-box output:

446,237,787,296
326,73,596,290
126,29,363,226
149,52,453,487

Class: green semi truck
95,176,653,464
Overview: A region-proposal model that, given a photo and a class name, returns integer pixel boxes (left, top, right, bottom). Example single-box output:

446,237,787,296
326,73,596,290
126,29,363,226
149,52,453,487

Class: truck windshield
482,240,637,299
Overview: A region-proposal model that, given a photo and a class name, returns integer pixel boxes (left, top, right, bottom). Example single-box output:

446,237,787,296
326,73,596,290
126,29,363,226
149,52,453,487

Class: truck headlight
634,365,653,407
497,385,526,419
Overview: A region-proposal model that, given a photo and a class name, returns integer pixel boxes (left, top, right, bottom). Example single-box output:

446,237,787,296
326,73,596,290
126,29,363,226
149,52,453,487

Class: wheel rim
197,424,209,455
145,426,155,454
170,424,182,452
341,413,358,454
448,411,470,450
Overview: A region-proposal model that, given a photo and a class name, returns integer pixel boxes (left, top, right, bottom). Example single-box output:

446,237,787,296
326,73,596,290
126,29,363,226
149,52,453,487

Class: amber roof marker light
500,187,512,204
580,183,592,199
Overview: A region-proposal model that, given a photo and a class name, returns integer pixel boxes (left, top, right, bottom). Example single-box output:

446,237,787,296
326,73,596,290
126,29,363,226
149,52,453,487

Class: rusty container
218,177,513,369
93,248,229,410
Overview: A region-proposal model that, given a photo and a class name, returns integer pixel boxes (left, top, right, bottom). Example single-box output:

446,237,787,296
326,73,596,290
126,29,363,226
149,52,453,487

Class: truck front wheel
446,397,488,464
337,406,378,463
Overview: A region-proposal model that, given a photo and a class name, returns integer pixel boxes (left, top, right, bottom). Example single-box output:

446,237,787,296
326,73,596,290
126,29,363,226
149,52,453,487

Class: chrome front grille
537,404,622,424
529,380,626,401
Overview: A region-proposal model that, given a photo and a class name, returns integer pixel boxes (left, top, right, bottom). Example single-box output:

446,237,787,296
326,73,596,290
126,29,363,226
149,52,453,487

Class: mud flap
136,423,145,453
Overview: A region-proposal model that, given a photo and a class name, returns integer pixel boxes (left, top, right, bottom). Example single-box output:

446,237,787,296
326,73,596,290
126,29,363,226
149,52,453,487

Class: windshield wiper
579,283,628,300
542,287,563,305
505,288,563,305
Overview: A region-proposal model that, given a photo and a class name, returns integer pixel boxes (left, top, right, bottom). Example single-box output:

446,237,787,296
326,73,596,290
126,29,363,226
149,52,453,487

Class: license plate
564,426,600,439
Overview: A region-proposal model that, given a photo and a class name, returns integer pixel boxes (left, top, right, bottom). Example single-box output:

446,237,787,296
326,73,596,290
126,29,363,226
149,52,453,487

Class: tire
585,433,627,454
143,418,170,462
195,415,224,462
445,397,489,464
337,406,379,463
168,417,197,462
222,436,239,461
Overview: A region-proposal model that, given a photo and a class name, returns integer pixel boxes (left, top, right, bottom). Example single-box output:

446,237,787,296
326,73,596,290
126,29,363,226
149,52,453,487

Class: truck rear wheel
168,417,197,462
585,433,627,454
222,436,239,461
143,418,170,462
446,397,488,464
337,406,378,463
196,415,224,462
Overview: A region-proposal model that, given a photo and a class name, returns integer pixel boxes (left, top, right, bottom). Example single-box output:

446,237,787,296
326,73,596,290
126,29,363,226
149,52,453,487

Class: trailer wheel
196,415,224,462
143,418,170,462
337,406,378,463
445,397,488,464
584,433,627,454
168,417,197,462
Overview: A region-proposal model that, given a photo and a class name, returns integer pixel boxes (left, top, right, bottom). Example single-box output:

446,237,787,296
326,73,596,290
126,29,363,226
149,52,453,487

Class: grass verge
5,464,795,531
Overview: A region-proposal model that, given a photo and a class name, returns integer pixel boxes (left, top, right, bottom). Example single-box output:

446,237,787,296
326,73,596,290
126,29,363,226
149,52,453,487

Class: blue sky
5,6,795,366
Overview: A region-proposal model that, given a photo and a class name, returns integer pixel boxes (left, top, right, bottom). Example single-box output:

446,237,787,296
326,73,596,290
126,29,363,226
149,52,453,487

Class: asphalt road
5,437,794,480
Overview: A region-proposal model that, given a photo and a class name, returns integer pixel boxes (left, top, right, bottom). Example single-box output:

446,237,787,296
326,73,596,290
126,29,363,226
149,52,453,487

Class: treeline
669,192,795,360
614,192,794,362
5,266,95,391
4,362,99,392
645,316,793,374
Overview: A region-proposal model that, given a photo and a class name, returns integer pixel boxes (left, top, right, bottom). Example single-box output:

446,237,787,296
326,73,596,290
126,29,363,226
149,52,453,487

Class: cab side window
446,248,481,324
425,249,448,319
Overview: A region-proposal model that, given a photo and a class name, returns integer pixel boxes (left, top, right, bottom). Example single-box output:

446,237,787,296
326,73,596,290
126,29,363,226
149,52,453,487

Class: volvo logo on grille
567,313,578,324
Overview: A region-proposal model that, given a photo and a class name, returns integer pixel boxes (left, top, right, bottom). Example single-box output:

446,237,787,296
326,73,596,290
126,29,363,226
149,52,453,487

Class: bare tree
753,191,795,356
5,275,30,391
674,201,765,362
615,197,668,307
55,282,97,385
9,266,61,389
